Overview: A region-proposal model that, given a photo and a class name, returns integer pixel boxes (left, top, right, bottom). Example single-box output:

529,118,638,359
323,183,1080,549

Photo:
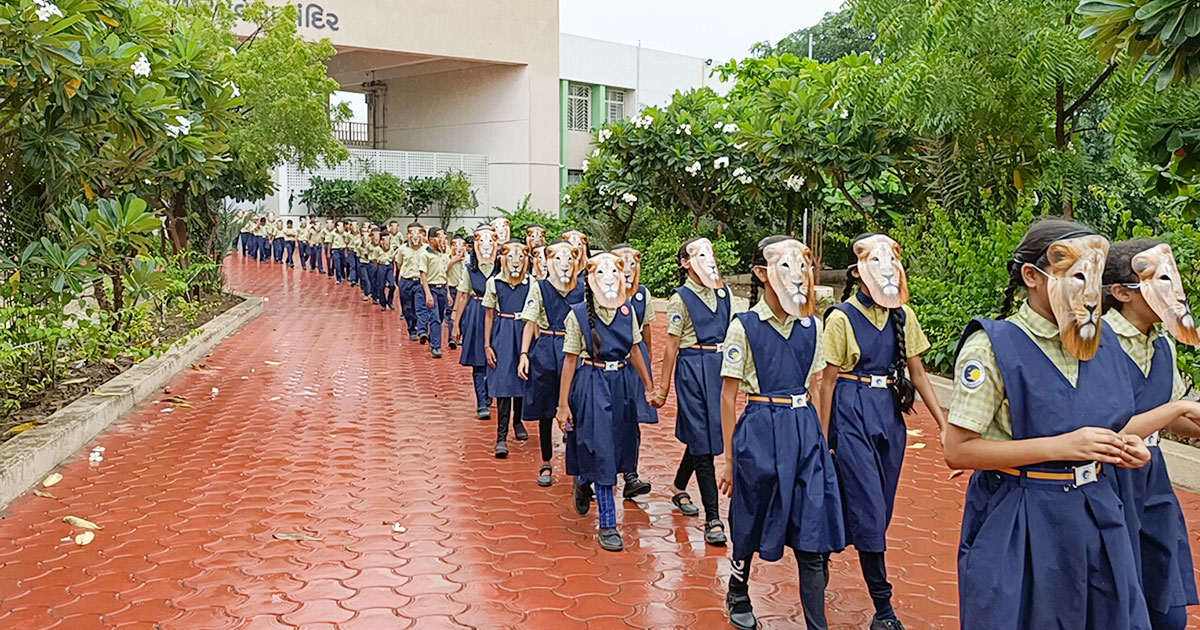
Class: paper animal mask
474,227,498,265
544,242,581,294
763,238,817,318
612,245,643,301
1043,235,1110,361
684,238,723,290
587,253,627,309
1132,243,1198,347
853,234,909,309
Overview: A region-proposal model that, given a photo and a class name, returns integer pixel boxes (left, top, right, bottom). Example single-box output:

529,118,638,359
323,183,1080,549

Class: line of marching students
241,209,1200,630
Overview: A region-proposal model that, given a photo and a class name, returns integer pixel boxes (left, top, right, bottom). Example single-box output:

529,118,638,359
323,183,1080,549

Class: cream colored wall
565,130,594,177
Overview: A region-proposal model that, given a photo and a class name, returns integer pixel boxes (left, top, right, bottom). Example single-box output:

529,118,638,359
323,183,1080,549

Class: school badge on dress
959,359,986,390
717,288,726,298
620,305,630,316
725,344,743,364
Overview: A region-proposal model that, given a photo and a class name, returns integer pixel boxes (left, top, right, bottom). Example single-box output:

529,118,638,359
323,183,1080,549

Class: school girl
518,240,586,486
653,237,730,545
1104,239,1200,630
395,223,425,340
453,226,499,419
556,252,656,552
715,236,844,630
612,244,655,499
484,241,532,458
446,236,468,350
418,228,456,359
817,233,945,630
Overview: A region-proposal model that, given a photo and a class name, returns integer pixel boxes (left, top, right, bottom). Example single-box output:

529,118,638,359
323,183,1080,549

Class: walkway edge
0,291,265,511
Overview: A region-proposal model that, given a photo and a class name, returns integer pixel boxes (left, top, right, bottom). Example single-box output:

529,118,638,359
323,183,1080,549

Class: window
567,84,591,131
605,89,626,122
567,169,584,185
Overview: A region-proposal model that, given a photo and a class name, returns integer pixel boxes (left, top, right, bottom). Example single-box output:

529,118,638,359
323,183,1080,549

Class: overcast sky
560,0,845,63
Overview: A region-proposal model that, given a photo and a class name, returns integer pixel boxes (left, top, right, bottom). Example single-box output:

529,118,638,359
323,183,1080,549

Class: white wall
559,33,729,110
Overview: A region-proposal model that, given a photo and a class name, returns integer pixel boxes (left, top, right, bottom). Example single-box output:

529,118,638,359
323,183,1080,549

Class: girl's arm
517,321,535,380
942,424,1128,471
655,334,681,401
809,371,828,437
630,343,653,392
484,308,497,367
716,376,740,497
643,324,654,362
1121,400,1200,438
907,357,947,433
818,363,840,439
555,354,579,431
451,291,466,334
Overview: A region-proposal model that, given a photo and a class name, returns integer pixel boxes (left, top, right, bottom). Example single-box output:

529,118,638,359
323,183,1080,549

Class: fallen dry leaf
272,532,323,542
60,377,89,386
264,360,282,366
74,531,95,546
948,470,966,480
63,516,102,530
42,473,63,487
5,422,37,435
907,442,927,450
268,396,281,402
906,429,925,437
32,490,56,499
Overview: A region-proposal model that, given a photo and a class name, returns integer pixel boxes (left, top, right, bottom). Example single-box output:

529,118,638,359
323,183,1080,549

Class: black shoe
705,519,727,546
537,465,552,487
431,349,443,359
598,528,623,552
419,334,428,345
870,619,906,630
622,476,651,500
672,492,700,517
573,480,593,515
726,592,757,630
449,340,458,350
477,408,491,420
494,440,508,458
514,422,528,441
409,333,419,342
485,397,493,407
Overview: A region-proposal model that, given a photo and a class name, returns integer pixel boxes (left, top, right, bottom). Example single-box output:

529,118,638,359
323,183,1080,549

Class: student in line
358,229,376,302
322,219,335,277
345,222,360,286
238,210,253,257
418,227,456,359
557,252,656,552
718,236,844,630
330,221,349,283
397,223,425,341
308,218,326,274
654,237,730,546
1104,239,1200,630
283,220,297,267
374,233,396,310
612,243,655,500
446,236,468,350
484,241,532,458
297,217,310,270
454,226,500,419
272,219,286,263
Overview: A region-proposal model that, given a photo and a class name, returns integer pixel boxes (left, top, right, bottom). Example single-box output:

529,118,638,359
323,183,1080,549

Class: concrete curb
0,292,264,511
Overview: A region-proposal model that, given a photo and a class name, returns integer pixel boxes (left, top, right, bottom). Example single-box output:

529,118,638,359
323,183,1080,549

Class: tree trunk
166,189,189,253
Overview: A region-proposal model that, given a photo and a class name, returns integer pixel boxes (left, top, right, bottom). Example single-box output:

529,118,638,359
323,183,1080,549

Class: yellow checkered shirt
720,299,826,394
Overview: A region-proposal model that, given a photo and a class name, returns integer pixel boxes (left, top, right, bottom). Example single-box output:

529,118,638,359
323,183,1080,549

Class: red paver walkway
2,255,1200,629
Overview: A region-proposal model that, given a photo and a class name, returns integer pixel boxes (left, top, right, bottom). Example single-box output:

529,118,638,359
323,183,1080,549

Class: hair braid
749,275,761,306
998,260,1023,318
584,281,603,356
841,267,858,301
889,308,916,414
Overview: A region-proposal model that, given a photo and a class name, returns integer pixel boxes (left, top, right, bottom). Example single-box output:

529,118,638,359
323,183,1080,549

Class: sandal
672,492,700,517
537,465,553,487
705,519,727,546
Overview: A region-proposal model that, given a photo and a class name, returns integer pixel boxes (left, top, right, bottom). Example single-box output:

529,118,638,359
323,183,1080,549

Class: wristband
520,351,529,356
655,393,668,401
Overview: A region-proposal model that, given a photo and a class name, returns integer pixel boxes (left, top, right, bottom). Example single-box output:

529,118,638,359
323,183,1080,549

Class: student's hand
1116,434,1152,469
485,346,497,368
555,409,572,433
653,385,669,405
1055,427,1126,465
425,293,434,308
644,390,657,408
717,459,733,498
517,354,530,380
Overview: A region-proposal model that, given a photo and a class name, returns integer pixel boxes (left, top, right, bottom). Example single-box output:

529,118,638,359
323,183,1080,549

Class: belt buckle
715,343,725,353
869,375,888,389
604,361,620,372
1146,432,1161,448
1073,462,1098,487
790,394,809,408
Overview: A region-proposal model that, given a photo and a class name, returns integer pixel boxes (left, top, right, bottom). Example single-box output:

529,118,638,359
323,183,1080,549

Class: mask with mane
562,230,589,270
685,238,723,290
474,228,498,265
526,226,547,249
1132,243,1198,347
587,253,627,309
407,226,424,248
545,242,581,293
763,239,817,318
1041,235,1110,361
451,238,468,260
612,246,643,300
490,217,511,244
499,242,529,285
853,234,909,309
531,246,547,280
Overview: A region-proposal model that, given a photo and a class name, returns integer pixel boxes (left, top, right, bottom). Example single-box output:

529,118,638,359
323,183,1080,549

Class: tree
751,9,876,62
1077,0,1200,91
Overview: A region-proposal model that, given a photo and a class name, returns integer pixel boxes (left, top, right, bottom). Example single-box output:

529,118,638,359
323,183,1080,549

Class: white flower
621,192,638,204
676,123,692,135
713,156,730,170
130,53,151,77
598,185,608,196
581,159,589,173
714,122,723,129
732,167,746,177
591,148,600,157
738,175,753,185
225,81,240,98
597,128,613,143
784,174,806,192
631,114,654,129
562,194,572,204
734,141,748,150
228,47,238,56
722,102,729,110
685,160,702,176
34,0,62,21
840,109,849,119
165,115,192,138
722,123,739,134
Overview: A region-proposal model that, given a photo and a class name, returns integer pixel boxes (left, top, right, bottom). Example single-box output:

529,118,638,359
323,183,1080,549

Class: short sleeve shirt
447,260,466,291
284,227,297,240
419,249,450,285
519,280,551,329
398,245,423,279
822,294,931,371
563,307,643,360
666,277,718,349
457,263,494,293
1104,310,1186,401
721,300,826,393
308,228,325,245
640,288,657,325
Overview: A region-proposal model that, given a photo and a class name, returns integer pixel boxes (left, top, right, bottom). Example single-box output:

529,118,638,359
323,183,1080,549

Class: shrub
356,172,406,224
498,195,578,242
300,177,357,219
628,207,741,297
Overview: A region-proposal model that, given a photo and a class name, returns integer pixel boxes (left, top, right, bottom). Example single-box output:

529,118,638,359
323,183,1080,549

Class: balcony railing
333,121,370,146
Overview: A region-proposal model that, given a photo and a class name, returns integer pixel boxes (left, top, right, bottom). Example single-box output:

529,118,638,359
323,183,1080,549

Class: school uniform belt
747,393,810,408
539,328,566,336
997,463,1102,486
497,312,517,319
582,358,627,371
691,343,724,352
470,295,483,301
1146,431,1161,448
838,373,895,388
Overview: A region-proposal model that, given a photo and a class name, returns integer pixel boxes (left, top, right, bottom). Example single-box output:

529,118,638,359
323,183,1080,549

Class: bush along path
2,255,1200,629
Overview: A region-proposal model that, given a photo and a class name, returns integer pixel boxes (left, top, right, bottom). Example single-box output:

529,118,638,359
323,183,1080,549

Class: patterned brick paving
1,254,1198,629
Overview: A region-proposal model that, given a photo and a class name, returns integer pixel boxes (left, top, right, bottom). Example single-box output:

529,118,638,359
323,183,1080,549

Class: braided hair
1102,238,1164,314
999,218,1096,317
583,272,603,355
677,237,705,287
749,235,791,305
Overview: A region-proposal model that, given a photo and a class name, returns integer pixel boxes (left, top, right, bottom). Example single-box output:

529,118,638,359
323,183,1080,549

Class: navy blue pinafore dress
564,302,640,486
1113,333,1198,617
730,312,845,562
523,280,585,419
487,279,530,398
956,319,1149,630
630,284,659,425
827,296,908,553
459,264,495,368
673,286,731,455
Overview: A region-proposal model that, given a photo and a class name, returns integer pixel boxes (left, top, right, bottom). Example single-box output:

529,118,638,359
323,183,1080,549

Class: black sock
729,556,752,598
859,550,896,620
